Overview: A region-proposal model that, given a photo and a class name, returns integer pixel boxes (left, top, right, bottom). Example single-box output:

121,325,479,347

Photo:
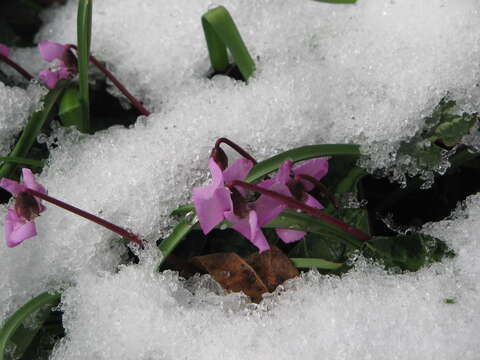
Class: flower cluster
0,169,47,247
192,143,328,252
38,41,77,88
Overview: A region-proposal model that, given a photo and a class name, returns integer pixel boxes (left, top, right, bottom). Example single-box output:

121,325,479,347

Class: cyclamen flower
0,169,47,247
0,44,10,57
192,157,253,234
38,41,77,88
255,158,328,243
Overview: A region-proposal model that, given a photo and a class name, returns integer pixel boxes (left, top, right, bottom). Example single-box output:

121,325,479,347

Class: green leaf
290,257,344,270
59,86,84,129
0,292,61,360
0,157,44,167
365,233,453,272
246,144,361,183
202,6,255,80
434,113,477,147
170,204,195,217
77,0,93,133
157,212,198,270
0,80,68,179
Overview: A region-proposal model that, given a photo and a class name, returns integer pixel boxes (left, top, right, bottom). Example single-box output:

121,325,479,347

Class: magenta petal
22,168,47,195
38,40,66,62
0,178,27,195
225,210,269,252
208,157,225,188
293,158,329,191
275,229,306,243
304,193,324,209
255,182,290,226
39,69,59,89
4,210,37,247
276,160,294,183
0,44,10,57
223,158,254,184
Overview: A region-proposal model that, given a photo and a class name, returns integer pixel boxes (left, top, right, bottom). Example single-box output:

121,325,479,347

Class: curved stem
0,54,33,81
67,44,150,116
215,137,257,164
230,180,371,241
26,188,143,247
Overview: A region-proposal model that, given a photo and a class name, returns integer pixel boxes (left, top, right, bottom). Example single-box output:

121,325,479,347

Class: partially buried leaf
245,246,299,292
190,253,268,303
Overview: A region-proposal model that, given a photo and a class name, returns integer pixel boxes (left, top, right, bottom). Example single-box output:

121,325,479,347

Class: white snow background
0,0,480,358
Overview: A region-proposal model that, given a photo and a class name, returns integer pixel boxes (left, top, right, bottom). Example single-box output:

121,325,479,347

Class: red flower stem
0,54,34,81
215,138,257,164
296,174,339,209
230,180,371,241
67,44,150,117
26,188,144,247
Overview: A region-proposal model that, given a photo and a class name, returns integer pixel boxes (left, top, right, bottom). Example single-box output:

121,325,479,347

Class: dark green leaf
290,257,344,270
0,292,61,360
77,0,92,133
59,86,84,129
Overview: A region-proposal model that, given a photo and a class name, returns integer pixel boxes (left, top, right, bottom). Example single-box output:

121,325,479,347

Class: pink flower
0,169,47,247
0,44,10,57
37,40,76,88
255,158,328,243
192,157,253,235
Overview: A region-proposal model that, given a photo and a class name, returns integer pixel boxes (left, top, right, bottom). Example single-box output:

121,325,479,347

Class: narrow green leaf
59,86,84,129
0,80,68,179
0,157,44,167
77,0,93,133
202,6,255,80
264,210,364,249
157,213,198,270
246,144,361,183
290,257,344,270
170,204,195,217
0,292,61,360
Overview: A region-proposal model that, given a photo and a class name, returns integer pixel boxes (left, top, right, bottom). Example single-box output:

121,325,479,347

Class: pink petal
223,158,254,184
0,44,10,57
293,158,329,191
21,168,47,195
39,69,60,89
38,40,66,62
254,182,290,226
4,209,37,247
275,229,306,243
192,159,232,234
225,210,270,252
0,178,27,195
304,193,324,209
257,160,293,189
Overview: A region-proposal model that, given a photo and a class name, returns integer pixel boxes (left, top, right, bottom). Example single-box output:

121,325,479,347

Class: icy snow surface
51,196,480,360
0,0,479,358
0,82,46,156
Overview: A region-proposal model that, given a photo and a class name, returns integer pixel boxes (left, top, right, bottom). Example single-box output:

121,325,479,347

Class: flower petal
275,229,306,243
304,193,324,209
208,157,225,188
0,178,27,195
293,158,329,191
255,182,290,226
4,209,37,247
22,168,47,195
225,210,269,252
192,185,231,235
38,40,66,62
0,44,10,57
223,158,254,184
39,69,60,89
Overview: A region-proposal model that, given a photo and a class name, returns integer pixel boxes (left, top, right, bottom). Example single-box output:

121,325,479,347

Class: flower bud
15,192,41,221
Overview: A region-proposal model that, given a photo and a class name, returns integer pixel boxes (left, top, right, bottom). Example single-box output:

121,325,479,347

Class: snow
0,0,479,358
50,195,480,360
0,82,46,156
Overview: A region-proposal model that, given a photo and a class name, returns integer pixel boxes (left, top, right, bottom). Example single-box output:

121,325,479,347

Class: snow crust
50,195,480,360
0,82,46,156
0,0,479,358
